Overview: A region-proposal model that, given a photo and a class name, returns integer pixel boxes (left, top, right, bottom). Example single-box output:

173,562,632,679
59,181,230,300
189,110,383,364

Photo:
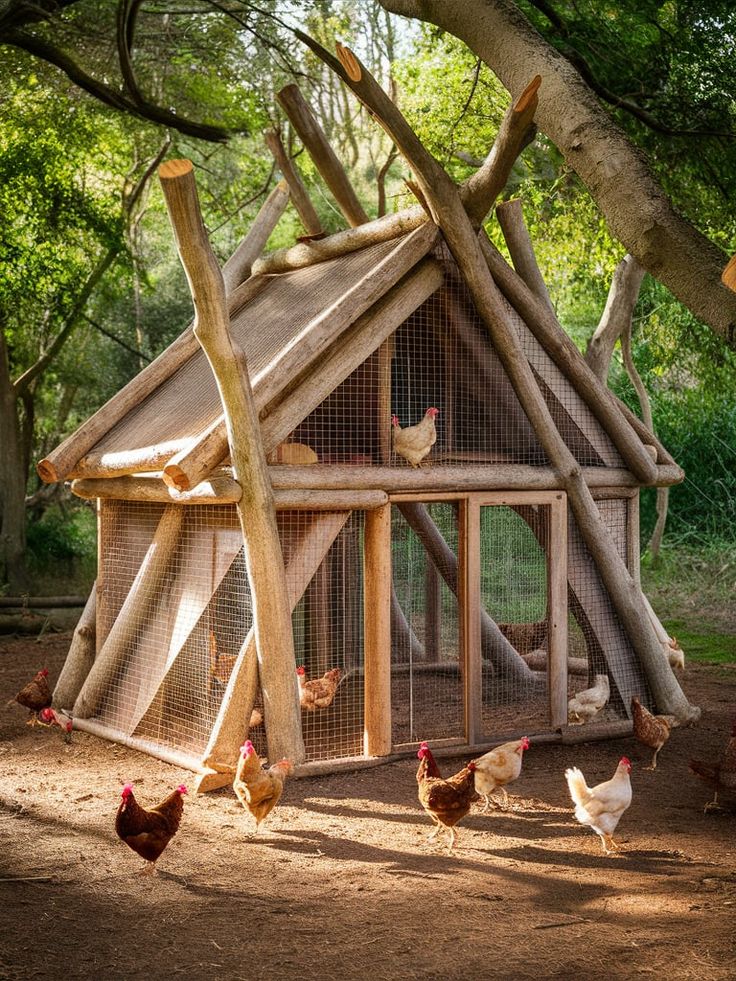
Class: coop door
471,493,567,741
390,502,464,746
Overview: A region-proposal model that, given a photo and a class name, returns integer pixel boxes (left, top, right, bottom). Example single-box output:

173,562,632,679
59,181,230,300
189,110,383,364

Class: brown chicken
416,743,479,852
233,740,293,833
473,736,530,811
115,783,187,873
9,668,52,724
208,630,238,689
391,407,439,467
297,666,341,711
631,696,677,770
689,719,736,812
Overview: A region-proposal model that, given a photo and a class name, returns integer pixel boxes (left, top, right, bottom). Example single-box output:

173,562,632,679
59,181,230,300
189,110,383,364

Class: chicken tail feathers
564,766,589,807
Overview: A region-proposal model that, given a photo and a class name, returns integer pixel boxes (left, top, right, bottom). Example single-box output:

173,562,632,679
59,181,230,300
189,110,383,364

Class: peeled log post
264,129,324,238
585,255,647,384
53,583,96,712
462,78,539,228
159,158,304,765
313,38,697,723
73,507,184,718
221,181,290,292
397,502,534,683
277,83,369,228
496,198,555,316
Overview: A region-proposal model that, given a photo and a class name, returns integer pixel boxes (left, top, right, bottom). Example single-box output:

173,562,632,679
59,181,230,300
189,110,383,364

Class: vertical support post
377,335,395,465
548,492,568,728
363,503,392,756
628,492,641,587
463,498,482,745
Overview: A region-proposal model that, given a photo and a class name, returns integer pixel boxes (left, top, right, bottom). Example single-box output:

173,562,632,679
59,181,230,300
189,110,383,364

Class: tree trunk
378,0,736,346
0,330,29,591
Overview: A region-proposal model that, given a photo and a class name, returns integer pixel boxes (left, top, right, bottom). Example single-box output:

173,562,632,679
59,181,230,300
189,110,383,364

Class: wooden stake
277,83,369,227
159,158,305,764
53,583,96,712
496,198,555,315
73,506,184,718
364,503,392,756
264,129,324,238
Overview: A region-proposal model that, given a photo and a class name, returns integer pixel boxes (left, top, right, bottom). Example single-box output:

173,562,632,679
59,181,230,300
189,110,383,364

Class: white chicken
568,673,610,724
473,736,530,811
391,407,439,467
665,636,685,673
565,757,632,854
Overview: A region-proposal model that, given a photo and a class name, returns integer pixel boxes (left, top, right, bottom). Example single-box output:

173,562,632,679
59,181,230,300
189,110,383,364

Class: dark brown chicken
9,668,52,724
631,696,677,770
416,743,479,852
689,719,736,812
115,783,187,873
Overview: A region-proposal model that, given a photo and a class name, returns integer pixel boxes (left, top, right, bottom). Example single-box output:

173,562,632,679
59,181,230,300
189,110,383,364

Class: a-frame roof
43,214,674,486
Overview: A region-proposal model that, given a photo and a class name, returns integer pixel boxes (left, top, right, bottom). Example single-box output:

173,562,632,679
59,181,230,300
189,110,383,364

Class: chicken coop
39,71,688,791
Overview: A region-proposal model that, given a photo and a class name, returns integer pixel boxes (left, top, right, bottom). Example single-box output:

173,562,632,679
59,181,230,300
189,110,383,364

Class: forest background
1,0,734,661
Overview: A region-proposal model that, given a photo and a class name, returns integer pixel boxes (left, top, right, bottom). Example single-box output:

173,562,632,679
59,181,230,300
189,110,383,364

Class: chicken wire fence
287,251,623,470
93,502,365,765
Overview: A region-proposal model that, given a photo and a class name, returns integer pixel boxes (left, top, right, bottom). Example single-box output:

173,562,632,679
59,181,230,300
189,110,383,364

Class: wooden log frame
73,506,185,718
363,503,392,756
306,37,698,723
723,253,736,292
269,463,683,493
277,83,369,228
161,222,439,492
53,583,97,712
479,235,662,483
158,159,305,765
221,180,290,292
264,129,324,238
196,511,351,792
496,199,555,315
396,501,535,684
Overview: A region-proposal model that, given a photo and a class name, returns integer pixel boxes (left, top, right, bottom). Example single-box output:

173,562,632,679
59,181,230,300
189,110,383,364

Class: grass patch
661,621,736,665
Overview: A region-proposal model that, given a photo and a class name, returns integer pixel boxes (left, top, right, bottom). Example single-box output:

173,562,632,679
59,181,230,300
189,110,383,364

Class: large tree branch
2,27,237,142
378,0,736,345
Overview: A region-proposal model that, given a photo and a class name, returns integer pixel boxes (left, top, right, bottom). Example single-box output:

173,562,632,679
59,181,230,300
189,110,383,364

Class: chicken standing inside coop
473,737,530,812
568,674,610,724
631,696,678,770
115,783,187,874
416,742,479,852
391,407,439,467
233,741,293,834
297,665,341,711
565,757,632,854
8,667,51,724
689,718,736,812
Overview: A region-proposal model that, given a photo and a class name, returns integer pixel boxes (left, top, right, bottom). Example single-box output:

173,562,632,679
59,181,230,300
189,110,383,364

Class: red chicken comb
176,784,188,795
40,707,55,722
620,756,632,768
391,414,400,427
425,407,439,418
38,668,49,677
417,742,431,759
121,783,134,797
240,740,256,756
296,665,306,676
520,736,531,750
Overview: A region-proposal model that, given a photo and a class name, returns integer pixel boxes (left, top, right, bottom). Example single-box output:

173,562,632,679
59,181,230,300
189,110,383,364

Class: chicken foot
645,747,661,771
600,834,623,855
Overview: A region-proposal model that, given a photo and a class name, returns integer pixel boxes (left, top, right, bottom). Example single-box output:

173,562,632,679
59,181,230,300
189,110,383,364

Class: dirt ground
1,632,734,981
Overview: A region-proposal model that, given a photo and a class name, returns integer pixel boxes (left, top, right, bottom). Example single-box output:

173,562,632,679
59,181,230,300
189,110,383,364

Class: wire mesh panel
479,504,551,737
391,502,463,745
566,502,648,720
96,502,252,759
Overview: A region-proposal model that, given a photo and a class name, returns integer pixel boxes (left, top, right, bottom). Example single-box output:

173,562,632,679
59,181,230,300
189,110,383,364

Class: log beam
264,129,324,238
277,83,369,227
221,180,290,292
53,583,96,711
496,198,555,315
158,158,305,764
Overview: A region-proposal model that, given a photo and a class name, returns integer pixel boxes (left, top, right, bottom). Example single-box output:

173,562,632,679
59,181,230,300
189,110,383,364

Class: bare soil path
1,632,734,980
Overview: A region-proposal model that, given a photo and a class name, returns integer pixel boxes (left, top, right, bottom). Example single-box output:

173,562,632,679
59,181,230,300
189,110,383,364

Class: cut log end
336,42,362,82
159,158,193,180
515,75,542,115
162,465,191,492
36,459,58,484
722,253,736,292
